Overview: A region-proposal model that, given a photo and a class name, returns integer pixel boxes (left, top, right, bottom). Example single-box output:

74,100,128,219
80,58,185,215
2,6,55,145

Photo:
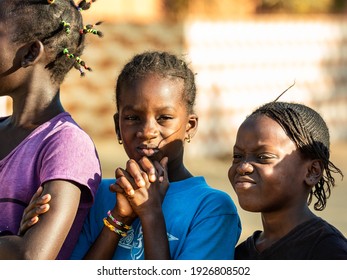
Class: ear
113,113,121,141
21,40,44,68
185,113,198,141
304,160,323,186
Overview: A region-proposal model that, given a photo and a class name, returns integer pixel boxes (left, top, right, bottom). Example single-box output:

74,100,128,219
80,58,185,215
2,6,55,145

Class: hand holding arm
18,186,51,236
0,180,81,259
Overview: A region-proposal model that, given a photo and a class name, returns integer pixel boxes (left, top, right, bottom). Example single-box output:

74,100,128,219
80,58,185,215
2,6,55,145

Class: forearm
84,212,135,260
0,235,26,259
141,211,171,260
0,232,57,260
83,226,122,259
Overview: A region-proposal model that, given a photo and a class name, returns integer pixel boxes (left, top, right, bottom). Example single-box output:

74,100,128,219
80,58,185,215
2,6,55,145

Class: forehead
236,115,294,148
118,74,185,108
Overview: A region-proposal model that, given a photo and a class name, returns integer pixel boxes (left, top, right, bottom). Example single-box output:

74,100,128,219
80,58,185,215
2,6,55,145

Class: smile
233,178,256,191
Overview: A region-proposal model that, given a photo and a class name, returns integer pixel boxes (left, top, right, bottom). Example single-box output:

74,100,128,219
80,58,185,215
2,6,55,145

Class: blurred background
1,0,346,243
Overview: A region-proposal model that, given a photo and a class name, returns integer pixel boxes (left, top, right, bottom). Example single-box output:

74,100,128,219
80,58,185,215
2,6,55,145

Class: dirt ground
95,138,347,244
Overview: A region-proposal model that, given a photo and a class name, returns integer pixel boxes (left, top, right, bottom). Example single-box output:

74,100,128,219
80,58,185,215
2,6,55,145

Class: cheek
227,165,235,184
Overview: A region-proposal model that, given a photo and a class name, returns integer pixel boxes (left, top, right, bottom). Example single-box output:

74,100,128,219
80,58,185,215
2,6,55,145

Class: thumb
158,157,168,183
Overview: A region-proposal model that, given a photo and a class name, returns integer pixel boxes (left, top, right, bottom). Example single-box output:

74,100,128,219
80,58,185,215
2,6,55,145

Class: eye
257,153,276,162
157,115,173,122
232,153,243,163
124,115,139,121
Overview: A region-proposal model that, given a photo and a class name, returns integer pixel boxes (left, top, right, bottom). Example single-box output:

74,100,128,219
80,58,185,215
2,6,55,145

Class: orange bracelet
103,218,127,237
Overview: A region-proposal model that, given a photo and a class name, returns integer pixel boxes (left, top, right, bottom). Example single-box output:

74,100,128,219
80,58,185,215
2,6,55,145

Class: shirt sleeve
38,126,101,206
176,190,241,260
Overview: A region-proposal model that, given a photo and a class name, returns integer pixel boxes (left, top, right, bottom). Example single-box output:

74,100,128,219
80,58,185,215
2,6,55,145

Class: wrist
108,210,135,229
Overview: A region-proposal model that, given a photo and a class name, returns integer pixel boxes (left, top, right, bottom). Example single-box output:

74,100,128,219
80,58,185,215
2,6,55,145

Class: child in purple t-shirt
0,0,102,259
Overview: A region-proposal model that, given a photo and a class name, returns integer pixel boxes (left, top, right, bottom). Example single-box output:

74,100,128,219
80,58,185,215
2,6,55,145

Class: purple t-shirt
0,112,101,259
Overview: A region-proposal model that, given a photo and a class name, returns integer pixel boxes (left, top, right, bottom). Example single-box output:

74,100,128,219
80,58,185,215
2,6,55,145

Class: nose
136,119,159,141
236,161,254,176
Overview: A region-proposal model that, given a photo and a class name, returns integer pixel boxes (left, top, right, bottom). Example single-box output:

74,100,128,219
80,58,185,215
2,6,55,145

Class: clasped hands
19,156,169,235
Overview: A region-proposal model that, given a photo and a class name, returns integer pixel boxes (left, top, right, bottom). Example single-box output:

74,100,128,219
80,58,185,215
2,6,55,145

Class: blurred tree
161,0,190,21
160,0,347,21
256,0,347,13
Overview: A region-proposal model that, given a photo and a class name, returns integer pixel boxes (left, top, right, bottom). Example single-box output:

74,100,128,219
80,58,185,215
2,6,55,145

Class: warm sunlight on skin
118,74,191,166
228,115,309,213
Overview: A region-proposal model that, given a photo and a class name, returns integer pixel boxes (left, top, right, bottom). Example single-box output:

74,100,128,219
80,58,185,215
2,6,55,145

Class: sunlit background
1,0,346,242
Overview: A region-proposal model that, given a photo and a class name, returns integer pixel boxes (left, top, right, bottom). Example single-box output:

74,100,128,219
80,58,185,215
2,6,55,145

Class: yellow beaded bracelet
103,218,127,237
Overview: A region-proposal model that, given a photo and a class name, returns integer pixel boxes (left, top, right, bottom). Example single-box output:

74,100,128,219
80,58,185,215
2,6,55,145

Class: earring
118,139,123,145
186,135,191,143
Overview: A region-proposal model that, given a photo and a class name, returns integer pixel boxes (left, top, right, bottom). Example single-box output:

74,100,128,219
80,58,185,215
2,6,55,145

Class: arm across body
0,180,81,260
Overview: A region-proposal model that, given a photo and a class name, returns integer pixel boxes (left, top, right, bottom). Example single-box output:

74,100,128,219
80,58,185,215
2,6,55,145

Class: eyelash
232,153,275,163
123,115,173,122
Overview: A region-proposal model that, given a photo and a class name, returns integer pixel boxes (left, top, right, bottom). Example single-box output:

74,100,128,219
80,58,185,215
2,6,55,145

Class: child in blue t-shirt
21,51,241,260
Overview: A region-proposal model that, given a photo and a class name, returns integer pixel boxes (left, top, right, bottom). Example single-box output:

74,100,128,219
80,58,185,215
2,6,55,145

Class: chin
238,199,261,213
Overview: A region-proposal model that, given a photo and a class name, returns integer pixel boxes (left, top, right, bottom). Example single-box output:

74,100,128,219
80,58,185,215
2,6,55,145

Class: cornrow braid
2,0,102,83
116,51,197,113
80,21,103,37
63,48,92,76
248,101,344,211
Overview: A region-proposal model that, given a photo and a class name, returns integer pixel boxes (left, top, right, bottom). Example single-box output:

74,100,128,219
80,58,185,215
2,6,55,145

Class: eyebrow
121,105,177,112
233,144,276,152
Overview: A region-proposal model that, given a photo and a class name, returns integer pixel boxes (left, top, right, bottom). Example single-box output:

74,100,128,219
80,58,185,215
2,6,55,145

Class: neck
167,157,193,182
10,89,64,129
256,206,316,251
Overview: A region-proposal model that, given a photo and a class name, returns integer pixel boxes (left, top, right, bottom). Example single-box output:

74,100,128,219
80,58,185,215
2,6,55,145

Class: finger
126,159,146,188
22,190,51,217
138,156,156,182
19,216,39,235
115,174,135,197
115,167,126,179
31,186,44,203
109,182,126,194
157,157,169,183
19,204,50,235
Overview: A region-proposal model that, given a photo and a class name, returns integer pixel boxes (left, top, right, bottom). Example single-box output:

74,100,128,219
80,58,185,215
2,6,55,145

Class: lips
136,145,160,157
233,177,256,190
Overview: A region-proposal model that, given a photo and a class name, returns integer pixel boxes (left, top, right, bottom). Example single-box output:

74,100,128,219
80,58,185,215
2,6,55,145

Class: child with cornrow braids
229,101,347,259
0,0,103,259
20,50,242,260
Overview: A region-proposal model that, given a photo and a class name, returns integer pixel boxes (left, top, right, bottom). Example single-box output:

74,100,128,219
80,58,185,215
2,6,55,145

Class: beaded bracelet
107,210,132,230
103,218,127,237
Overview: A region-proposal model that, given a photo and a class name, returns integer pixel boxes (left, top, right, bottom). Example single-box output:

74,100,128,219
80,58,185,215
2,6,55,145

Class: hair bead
60,21,71,35
80,21,103,37
75,0,97,11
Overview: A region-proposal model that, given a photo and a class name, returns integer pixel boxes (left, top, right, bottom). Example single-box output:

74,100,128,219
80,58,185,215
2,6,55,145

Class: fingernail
149,174,156,182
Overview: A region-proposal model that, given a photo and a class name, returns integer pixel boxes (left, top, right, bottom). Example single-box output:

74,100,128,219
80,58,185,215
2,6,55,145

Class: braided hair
115,51,197,114
249,101,343,211
0,0,101,83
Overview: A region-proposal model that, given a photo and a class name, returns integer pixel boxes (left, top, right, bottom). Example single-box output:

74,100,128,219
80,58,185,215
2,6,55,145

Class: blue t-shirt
71,176,241,260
